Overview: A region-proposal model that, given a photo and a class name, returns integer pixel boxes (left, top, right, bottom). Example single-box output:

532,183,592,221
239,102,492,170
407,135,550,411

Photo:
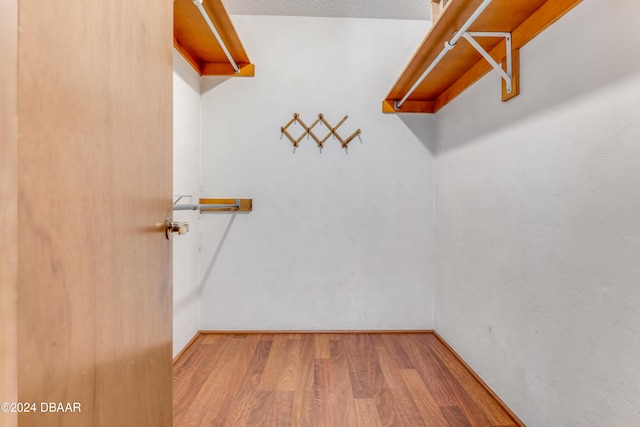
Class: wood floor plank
221,338,274,426
222,390,266,427
290,334,315,427
369,341,425,426
376,370,428,427
399,369,450,427
374,385,423,426
370,334,409,372
380,334,415,369
354,398,383,427
286,333,303,340
272,391,295,427
240,338,274,390
409,335,495,427
441,405,473,427
260,333,277,341
172,342,205,384
203,334,263,426
199,333,229,344
426,335,517,426
246,390,276,426
276,338,302,391
372,336,438,426
369,334,405,390
313,340,358,426
397,333,460,406
173,334,225,376
173,335,235,425
328,339,359,426
370,334,418,394
343,333,378,399
173,333,203,371
173,333,521,427
314,333,331,359
313,357,331,427
182,335,259,426
260,334,290,390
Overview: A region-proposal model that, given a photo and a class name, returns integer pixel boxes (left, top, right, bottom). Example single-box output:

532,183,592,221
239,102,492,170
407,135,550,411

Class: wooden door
14,0,173,425
1,0,18,426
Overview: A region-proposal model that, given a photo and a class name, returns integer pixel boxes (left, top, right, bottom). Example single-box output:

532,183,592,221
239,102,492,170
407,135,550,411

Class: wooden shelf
174,0,254,77
199,198,252,212
383,0,582,113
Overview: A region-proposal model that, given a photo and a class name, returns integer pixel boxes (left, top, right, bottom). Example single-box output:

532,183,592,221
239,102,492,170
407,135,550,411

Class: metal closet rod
192,0,240,73
173,199,241,210
395,0,493,110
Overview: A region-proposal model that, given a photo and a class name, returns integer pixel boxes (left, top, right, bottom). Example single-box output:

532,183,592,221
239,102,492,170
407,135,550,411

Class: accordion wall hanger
280,113,362,153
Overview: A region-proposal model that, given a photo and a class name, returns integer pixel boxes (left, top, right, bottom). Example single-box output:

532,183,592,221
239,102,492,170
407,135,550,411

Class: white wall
172,50,201,357
434,2,640,426
198,15,436,330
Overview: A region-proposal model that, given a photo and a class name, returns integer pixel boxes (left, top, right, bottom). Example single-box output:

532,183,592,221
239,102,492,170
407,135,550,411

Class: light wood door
13,0,173,425
1,0,19,426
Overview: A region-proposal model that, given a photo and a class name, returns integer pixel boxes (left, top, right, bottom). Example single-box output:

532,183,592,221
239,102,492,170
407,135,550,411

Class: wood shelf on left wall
174,0,254,77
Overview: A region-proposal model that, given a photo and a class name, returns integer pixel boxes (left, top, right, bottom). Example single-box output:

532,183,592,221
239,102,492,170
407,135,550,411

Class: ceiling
222,0,430,21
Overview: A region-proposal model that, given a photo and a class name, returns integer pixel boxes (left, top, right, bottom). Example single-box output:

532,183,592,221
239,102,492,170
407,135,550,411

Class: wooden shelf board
382,100,434,114
199,198,252,212
383,0,582,113
174,0,253,77
201,62,254,77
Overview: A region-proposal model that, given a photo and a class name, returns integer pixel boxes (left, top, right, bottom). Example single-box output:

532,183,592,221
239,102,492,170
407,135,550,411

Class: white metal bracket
462,31,513,93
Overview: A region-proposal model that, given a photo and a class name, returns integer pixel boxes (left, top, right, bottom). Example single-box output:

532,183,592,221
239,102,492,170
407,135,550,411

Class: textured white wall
172,50,201,357
198,15,435,330
434,2,640,426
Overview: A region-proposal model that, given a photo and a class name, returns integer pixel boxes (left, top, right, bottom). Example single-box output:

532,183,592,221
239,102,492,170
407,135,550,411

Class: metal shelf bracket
462,31,513,94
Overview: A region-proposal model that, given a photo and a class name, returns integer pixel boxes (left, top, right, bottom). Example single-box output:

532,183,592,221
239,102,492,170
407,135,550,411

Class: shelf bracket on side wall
462,31,520,101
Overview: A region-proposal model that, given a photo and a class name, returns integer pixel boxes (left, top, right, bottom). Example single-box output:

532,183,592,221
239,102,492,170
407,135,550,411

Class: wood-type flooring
173,332,522,427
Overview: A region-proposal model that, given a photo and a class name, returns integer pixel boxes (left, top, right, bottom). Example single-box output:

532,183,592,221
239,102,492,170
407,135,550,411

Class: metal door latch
165,215,189,240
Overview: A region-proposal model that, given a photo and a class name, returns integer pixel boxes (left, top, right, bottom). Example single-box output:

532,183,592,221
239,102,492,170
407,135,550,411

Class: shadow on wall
398,114,436,155
434,1,640,153
173,213,238,314
173,48,231,94
199,213,237,293
201,76,233,94
173,49,201,93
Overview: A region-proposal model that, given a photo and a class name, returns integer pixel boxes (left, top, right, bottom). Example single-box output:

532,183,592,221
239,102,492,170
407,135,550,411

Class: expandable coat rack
281,114,362,153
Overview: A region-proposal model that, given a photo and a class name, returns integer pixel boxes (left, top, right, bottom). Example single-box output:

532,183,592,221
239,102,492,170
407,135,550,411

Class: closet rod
192,0,240,73
174,199,241,210
395,0,493,110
